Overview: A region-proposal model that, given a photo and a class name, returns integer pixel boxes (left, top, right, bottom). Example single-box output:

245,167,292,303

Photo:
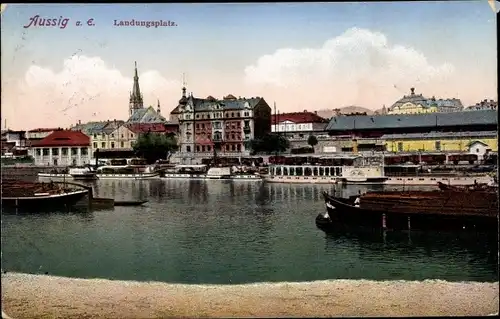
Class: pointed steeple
179,73,188,106
129,61,144,117
157,99,161,114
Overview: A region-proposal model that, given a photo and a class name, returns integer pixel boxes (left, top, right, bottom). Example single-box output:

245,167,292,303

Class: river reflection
1,179,496,283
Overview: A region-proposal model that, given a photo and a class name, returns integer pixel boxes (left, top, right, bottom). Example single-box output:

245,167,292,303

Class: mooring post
382,213,387,229
88,186,93,210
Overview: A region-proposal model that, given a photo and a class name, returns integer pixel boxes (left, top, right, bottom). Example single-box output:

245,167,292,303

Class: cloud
244,27,456,110
3,55,180,130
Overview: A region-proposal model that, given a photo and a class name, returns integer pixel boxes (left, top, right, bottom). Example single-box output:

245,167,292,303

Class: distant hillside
316,106,374,119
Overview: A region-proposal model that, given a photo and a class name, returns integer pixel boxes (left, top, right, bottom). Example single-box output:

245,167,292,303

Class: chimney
78,120,81,125
303,109,307,113
314,111,317,114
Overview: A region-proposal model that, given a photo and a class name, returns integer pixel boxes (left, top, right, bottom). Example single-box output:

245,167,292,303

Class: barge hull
2,190,89,212
323,193,498,233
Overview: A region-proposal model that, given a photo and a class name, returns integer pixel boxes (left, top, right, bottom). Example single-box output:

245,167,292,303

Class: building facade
30,130,91,166
388,87,464,114
171,89,271,163
466,99,497,111
325,109,498,154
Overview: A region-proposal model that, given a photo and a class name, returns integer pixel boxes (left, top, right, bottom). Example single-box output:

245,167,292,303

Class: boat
320,189,498,233
95,165,160,180
161,164,261,180
1,179,89,211
437,181,496,192
114,200,148,206
69,167,98,181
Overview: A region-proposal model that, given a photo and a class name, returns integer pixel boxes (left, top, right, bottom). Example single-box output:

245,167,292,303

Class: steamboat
265,153,496,186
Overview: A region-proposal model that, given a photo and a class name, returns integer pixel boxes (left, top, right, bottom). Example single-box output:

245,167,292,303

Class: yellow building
383,131,498,153
71,120,137,157
389,102,438,115
388,87,463,114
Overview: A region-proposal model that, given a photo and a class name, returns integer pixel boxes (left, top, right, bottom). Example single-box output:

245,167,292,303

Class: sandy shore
1,273,498,318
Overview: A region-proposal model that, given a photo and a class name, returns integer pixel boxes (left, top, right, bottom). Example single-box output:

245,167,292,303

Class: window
236,112,240,117
226,113,229,117
244,112,249,117
130,141,134,147
71,148,78,155
207,145,211,152
202,145,206,152
36,149,41,156
476,148,480,153
101,142,106,148
237,144,241,151
111,142,115,149
231,134,235,140
196,114,200,119
186,146,191,152
231,145,236,151
93,134,97,138
196,145,200,152
202,123,205,129
42,149,49,156
231,112,234,117
435,141,441,151
397,142,403,152
121,134,124,138
130,134,134,138
93,142,97,148
52,148,59,156
62,148,68,155
111,134,114,138
81,147,88,155
121,142,124,147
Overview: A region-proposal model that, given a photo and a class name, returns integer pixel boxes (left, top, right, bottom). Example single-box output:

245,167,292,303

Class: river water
1,179,498,283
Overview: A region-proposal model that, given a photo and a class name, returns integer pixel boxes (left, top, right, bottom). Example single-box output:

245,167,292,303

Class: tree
247,133,290,155
307,135,318,153
133,132,178,163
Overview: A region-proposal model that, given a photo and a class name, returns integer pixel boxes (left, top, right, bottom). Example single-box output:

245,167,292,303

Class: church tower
129,61,144,117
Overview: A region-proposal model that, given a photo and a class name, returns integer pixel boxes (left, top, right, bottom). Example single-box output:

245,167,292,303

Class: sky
1,2,497,130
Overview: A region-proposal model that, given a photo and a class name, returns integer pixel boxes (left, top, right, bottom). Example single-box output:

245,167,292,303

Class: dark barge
1,179,89,211
319,189,498,233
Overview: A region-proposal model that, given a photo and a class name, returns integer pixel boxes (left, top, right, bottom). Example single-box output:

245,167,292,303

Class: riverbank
1,273,498,318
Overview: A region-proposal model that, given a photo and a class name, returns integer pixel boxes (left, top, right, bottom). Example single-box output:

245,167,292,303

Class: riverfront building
29,130,91,166
170,88,272,164
388,87,464,114
324,109,498,156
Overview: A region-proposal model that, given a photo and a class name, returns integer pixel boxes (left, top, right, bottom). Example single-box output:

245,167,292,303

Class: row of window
35,147,88,156
194,120,251,130
195,111,251,120
185,144,243,153
397,141,442,152
92,141,133,149
93,133,135,139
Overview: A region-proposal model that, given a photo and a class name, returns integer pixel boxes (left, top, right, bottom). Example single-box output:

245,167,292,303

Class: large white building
29,130,91,166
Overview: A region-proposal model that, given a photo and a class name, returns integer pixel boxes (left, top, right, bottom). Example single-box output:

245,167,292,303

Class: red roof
126,123,178,134
271,112,327,124
33,130,90,147
28,127,61,133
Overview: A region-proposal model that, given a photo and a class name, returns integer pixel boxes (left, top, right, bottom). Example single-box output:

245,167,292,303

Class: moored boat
1,179,89,211
95,165,160,180
320,188,498,233
69,167,98,181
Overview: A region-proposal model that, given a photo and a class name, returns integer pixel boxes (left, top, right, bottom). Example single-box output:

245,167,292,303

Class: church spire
157,99,161,114
129,61,144,117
